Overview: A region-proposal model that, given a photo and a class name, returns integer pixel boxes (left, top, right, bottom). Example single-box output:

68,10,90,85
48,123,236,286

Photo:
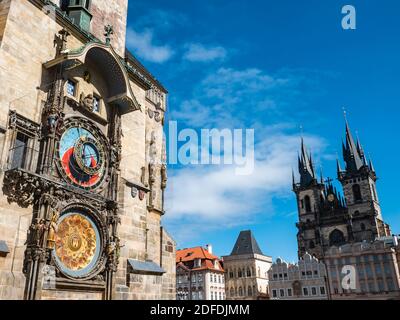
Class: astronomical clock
1,32,142,299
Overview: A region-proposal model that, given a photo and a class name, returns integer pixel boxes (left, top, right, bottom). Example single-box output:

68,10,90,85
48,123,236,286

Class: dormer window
194,258,201,268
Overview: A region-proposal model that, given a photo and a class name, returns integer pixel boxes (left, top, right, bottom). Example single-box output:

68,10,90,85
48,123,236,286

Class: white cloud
165,131,326,224
170,67,294,128
126,28,174,63
166,65,327,243
183,43,227,62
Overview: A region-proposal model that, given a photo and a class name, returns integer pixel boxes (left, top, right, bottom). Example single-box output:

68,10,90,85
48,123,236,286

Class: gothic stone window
329,229,346,247
304,196,312,213
353,184,362,202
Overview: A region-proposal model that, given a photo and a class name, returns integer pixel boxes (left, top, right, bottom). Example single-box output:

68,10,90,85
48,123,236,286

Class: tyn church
293,121,391,260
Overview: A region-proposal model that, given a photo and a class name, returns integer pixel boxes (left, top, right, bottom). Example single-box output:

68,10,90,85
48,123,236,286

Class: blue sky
126,0,400,262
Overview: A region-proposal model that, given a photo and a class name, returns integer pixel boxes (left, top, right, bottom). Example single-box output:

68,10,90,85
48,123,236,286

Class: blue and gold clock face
58,120,107,190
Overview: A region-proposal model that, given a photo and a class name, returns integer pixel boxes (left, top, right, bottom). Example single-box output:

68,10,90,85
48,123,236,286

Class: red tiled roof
176,247,224,272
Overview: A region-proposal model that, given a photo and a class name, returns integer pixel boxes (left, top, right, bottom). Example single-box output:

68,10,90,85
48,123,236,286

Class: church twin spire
295,118,376,190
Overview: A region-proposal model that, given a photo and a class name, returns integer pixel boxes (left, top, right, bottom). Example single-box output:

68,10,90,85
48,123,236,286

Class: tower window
304,196,312,213
360,223,366,231
309,240,315,249
329,229,345,247
353,184,362,202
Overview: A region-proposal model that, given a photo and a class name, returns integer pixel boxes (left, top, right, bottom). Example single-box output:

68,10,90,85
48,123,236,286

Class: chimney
205,244,213,254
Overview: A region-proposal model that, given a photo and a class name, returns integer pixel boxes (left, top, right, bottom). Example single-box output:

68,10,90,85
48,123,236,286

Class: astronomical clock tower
0,0,176,300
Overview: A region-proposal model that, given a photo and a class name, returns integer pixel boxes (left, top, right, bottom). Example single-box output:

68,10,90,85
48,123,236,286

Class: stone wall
90,0,128,57
0,0,11,46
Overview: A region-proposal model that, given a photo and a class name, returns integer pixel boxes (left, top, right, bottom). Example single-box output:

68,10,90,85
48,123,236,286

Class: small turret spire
343,118,364,173
298,138,316,187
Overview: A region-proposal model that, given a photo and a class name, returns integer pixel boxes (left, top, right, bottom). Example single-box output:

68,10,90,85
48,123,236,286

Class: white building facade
268,253,329,300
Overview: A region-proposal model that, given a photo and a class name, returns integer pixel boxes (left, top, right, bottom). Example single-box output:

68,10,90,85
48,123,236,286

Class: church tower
293,139,326,259
294,120,392,261
337,121,390,242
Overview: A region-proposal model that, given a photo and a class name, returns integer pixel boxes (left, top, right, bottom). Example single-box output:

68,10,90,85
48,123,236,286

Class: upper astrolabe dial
58,121,107,190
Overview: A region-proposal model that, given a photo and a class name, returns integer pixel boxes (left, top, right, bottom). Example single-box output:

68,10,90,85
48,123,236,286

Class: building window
66,79,77,97
230,288,234,297
329,229,345,247
353,184,362,202
287,288,292,297
273,274,278,280
311,287,317,296
303,288,309,296
280,289,285,297
320,287,326,295
248,286,252,296
239,287,243,296
309,240,315,249
272,290,277,298
10,132,30,169
304,196,312,213
238,269,242,278
247,268,251,277
361,223,366,231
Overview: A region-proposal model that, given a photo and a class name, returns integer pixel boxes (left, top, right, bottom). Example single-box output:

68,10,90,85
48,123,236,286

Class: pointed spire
343,119,364,173
298,138,316,187
369,157,376,173
320,166,324,184
292,169,296,189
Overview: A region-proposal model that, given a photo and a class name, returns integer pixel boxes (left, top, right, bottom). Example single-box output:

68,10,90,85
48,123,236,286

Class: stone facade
176,245,225,301
0,0,175,300
223,231,272,300
325,238,400,300
268,253,329,300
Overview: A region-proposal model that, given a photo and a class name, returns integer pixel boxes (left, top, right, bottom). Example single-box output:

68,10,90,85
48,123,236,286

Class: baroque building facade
268,253,329,300
325,238,400,300
176,245,225,301
223,231,272,300
293,121,391,260
0,0,175,300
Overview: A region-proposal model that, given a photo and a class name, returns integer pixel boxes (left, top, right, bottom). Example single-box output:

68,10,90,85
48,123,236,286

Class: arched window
360,223,366,231
230,287,234,297
229,269,234,278
248,286,253,296
247,268,251,277
309,240,315,249
305,196,312,213
239,287,243,296
353,184,362,202
329,229,346,247
238,269,242,278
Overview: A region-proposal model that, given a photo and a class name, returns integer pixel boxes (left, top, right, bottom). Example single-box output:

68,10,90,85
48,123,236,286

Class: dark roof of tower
298,138,316,187
342,122,365,173
230,231,264,256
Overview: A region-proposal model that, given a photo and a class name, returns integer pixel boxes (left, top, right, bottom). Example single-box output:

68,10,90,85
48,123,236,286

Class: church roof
230,230,264,256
